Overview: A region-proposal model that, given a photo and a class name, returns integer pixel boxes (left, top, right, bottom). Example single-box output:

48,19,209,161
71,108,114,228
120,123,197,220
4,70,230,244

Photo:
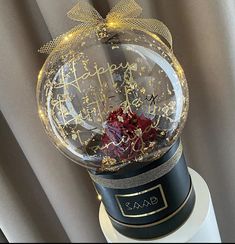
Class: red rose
101,108,158,161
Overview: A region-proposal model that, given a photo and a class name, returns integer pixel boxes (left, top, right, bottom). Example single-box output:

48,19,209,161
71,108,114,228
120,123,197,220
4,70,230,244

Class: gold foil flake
72,133,78,140
82,96,90,104
118,116,124,122
102,156,117,166
135,129,142,137
140,87,146,94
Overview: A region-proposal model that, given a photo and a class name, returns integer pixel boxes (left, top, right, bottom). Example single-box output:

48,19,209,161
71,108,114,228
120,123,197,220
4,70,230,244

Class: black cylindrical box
89,139,195,239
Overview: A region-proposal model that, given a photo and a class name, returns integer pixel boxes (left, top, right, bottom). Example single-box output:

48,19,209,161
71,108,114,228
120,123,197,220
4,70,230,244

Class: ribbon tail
67,0,103,23
38,24,93,54
107,0,142,20
120,18,173,49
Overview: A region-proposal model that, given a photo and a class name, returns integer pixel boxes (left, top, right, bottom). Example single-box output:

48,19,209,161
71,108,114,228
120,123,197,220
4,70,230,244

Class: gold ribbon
39,0,173,55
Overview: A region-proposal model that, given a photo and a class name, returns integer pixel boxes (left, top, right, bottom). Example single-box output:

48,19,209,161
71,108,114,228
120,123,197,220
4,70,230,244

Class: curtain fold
0,112,69,242
0,0,105,242
1,0,235,242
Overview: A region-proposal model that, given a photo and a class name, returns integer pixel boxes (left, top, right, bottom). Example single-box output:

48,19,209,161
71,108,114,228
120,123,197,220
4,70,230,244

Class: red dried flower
101,108,158,161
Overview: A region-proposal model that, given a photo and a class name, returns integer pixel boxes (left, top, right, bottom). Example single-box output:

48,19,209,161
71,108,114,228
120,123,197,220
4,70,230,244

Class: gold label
115,184,168,218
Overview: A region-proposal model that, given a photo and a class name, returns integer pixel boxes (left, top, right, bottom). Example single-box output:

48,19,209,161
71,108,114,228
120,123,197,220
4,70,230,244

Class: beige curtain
0,0,235,242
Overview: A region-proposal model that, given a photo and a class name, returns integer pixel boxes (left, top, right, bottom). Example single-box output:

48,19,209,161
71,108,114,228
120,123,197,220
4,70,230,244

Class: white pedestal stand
99,168,221,243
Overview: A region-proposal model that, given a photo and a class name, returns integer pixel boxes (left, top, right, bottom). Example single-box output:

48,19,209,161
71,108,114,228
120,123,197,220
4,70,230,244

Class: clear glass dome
37,29,189,172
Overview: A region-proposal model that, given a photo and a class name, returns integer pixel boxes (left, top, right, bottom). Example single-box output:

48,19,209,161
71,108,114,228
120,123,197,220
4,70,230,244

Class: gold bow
39,0,173,55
